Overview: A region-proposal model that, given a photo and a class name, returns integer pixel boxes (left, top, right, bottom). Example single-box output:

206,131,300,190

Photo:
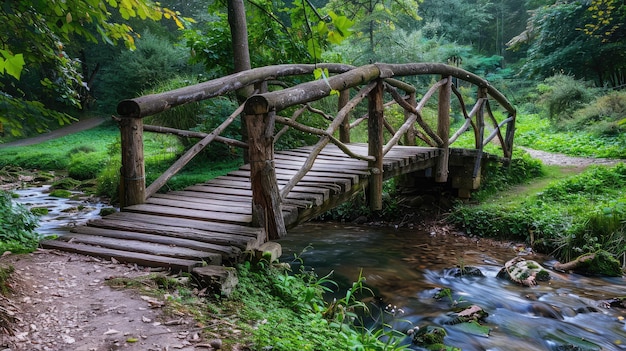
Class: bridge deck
40,144,442,271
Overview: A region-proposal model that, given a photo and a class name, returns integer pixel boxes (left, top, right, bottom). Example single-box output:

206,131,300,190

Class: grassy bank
447,107,626,267
0,120,243,202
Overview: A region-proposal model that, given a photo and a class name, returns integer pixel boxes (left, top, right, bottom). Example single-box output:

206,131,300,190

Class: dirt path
0,117,107,148
1,252,202,351
520,147,620,167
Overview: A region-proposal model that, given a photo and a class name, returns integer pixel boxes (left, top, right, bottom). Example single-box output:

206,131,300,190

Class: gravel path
521,147,621,167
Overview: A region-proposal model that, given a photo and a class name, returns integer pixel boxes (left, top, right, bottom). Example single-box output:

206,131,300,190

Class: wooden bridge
41,63,516,271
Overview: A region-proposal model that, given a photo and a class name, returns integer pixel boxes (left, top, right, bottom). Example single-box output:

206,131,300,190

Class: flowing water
11,185,106,236
280,222,626,351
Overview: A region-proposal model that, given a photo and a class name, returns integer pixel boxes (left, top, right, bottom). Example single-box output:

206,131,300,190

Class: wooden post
119,116,146,208
367,79,384,211
339,89,351,143
244,86,286,240
403,92,417,146
435,76,451,183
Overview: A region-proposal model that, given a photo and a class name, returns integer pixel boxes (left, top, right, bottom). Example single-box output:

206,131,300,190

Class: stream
10,186,626,350
11,185,106,236
280,222,626,351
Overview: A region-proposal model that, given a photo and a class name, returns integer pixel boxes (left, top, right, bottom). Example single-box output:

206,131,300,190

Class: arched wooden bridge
41,63,516,271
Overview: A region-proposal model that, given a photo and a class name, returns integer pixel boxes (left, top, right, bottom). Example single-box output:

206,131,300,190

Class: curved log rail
116,62,516,239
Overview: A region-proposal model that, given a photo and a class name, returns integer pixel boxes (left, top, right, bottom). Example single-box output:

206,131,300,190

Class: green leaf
450,321,490,337
307,38,322,60
3,53,25,80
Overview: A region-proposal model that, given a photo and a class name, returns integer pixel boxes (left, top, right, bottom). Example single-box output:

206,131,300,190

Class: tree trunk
227,0,253,162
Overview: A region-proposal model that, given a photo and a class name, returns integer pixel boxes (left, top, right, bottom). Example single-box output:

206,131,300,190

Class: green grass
0,121,243,200
448,163,626,264
515,113,626,158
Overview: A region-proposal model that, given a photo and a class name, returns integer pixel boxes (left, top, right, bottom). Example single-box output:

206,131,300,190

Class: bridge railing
116,63,515,239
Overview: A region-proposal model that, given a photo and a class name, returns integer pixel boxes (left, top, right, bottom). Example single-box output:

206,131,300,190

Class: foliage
0,93,75,139
0,0,189,86
231,259,409,351
0,191,40,253
470,151,544,202
568,91,626,136
0,0,192,137
449,163,626,264
515,113,626,159
325,0,420,55
511,1,626,88
537,74,598,123
184,0,354,76
95,32,197,113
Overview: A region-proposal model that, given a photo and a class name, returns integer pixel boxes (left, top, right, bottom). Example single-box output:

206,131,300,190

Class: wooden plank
242,161,370,176
71,226,240,258
97,212,261,237
146,197,252,215
151,193,250,207
40,240,202,272
185,185,252,197
153,191,299,218
60,233,222,263
205,177,341,194
123,203,253,224
160,190,252,203
274,153,368,169
85,219,258,249
227,169,352,184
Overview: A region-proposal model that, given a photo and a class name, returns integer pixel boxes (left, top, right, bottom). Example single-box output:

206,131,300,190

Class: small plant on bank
0,191,40,253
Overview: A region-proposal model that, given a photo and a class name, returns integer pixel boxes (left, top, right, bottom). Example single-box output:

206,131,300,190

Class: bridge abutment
397,149,501,199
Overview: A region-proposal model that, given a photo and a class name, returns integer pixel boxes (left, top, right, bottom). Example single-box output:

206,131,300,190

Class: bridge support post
339,89,351,143
404,92,417,146
119,116,146,208
244,107,286,241
435,76,452,183
367,79,384,211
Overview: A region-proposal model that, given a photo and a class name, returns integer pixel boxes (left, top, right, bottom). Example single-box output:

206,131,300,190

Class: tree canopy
0,0,191,136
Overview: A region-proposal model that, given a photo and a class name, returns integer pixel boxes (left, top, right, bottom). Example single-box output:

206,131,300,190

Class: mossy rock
413,326,447,346
51,177,82,190
99,207,117,216
578,251,622,277
30,207,49,216
49,189,72,198
33,172,56,182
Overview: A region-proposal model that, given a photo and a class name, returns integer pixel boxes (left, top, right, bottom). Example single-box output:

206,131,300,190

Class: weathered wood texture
40,144,446,270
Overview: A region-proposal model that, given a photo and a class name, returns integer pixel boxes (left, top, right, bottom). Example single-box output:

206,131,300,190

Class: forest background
1,0,625,139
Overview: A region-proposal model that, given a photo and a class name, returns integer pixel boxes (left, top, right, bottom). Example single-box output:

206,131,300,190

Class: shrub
68,151,106,180
569,91,626,136
0,191,40,253
537,74,598,125
94,31,196,113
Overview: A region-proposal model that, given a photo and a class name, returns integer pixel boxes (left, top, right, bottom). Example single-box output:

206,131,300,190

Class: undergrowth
515,113,626,159
449,163,626,264
0,191,40,253
106,256,411,351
